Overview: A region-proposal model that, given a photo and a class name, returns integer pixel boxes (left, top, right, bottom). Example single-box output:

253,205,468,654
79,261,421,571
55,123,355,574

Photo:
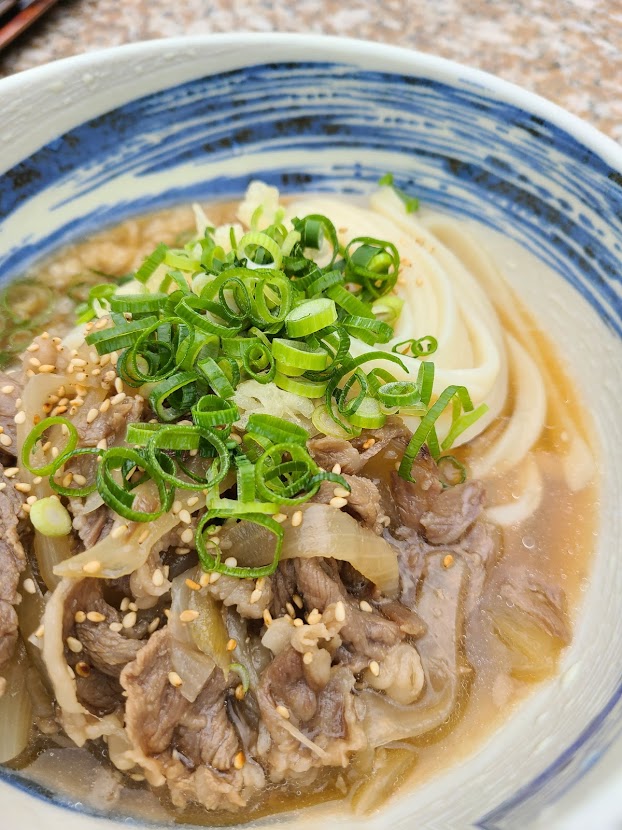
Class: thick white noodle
468,335,547,479
485,455,544,527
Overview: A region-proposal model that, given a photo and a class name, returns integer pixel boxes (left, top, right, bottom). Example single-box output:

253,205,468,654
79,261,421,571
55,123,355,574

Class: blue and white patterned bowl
0,34,621,830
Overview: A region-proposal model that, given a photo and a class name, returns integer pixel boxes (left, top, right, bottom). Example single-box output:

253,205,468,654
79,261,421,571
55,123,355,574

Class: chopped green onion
285,298,337,338
246,414,309,446
197,510,283,578
29,497,73,537
21,416,78,476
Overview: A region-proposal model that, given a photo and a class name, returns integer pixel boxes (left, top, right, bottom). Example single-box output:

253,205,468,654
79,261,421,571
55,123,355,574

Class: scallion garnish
24,195,489,580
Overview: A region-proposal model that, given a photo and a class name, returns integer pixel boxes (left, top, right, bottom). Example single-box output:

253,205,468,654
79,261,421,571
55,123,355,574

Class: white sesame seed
62,473,74,488
0,483,6,491
286,602,296,617
86,611,106,623
179,609,199,623
110,392,126,405
180,528,194,544
148,617,160,634
109,622,123,633
138,528,150,544
185,578,201,591
15,482,31,493
263,608,273,626
32,476,42,485
293,618,304,627
66,636,83,653
199,573,211,588
38,364,56,374
122,611,137,629
178,509,192,525
333,486,350,499
82,560,101,574
168,671,183,688
224,557,238,568
335,601,346,622
114,377,124,394
22,578,36,594
172,500,182,515
74,611,87,623
250,588,263,604
186,496,199,507
359,600,374,613
86,408,99,424
111,524,129,539
233,751,245,770
26,343,40,353
209,571,221,584
29,357,41,368
274,513,287,523
99,399,111,413
72,358,87,367
1,385,14,394
276,704,290,720
329,496,348,509
26,495,37,505
331,463,342,474
303,652,313,665
96,438,108,451
293,594,303,609
152,569,164,587
14,411,26,425
120,597,131,612
369,660,380,677
4,467,19,478
72,474,87,486
307,609,322,625
291,510,303,528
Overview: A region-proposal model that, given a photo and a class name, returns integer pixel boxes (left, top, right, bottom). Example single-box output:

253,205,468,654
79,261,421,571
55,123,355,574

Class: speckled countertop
0,0,620,143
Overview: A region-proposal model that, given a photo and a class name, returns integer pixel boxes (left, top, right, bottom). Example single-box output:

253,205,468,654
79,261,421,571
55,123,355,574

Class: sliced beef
74,589,142,678
75,393,144,447
390,446,484,544
389,449,444,529
75,670,124,718
307,436,363,475
352,416,412,466
55,578,144,715
312,473,386,534
455,520,501,617
294,558,402,663
122,630,189,756
256,645,366,780
420,480,485,545
270,560,297,616
0,371,22,452
69,501,115,549
0,469,26,671
363,552,470,746
121,628,265,811
207,574,272,620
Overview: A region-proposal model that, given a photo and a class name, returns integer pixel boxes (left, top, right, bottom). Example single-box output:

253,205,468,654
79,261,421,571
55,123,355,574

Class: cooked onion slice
0,641,33,763
221,503,399,595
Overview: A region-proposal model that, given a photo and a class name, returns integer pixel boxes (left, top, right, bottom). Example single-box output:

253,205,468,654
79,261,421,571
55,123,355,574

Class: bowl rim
1,32,621,171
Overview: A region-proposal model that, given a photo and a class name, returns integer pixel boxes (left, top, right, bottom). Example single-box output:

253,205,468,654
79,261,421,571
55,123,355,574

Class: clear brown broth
2,201,598,824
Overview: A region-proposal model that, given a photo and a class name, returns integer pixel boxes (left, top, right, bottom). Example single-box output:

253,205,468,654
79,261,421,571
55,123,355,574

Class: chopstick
0,0,59,52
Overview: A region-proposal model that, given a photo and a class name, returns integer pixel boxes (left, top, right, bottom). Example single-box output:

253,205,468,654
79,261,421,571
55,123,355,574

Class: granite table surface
0,0,620,144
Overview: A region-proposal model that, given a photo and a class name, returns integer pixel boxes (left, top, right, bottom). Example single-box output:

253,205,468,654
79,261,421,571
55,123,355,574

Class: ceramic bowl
0,33,621,830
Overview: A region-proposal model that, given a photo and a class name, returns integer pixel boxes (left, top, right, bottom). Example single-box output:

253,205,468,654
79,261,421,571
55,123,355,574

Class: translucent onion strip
0,640,33,763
